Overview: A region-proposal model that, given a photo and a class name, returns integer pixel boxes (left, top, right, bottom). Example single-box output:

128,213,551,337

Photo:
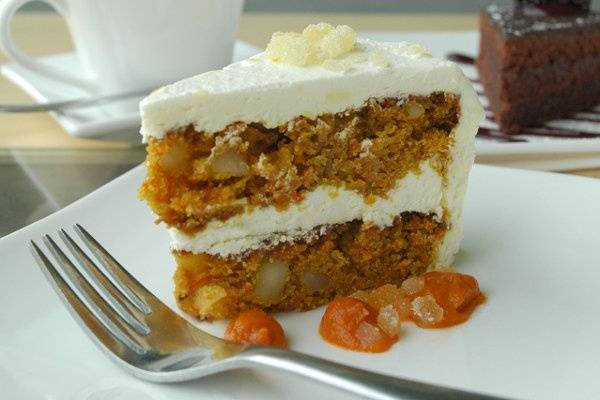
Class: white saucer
0,41,261,140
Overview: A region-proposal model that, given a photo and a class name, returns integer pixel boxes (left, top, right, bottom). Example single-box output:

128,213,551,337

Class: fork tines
30,225,152,356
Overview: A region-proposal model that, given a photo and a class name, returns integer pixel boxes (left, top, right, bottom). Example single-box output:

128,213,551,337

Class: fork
29,224,507,400
0,88,150,113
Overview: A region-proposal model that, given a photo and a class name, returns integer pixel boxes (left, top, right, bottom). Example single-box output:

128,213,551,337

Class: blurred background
18,0,600,12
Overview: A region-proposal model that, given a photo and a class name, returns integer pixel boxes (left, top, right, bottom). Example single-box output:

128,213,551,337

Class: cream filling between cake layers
170,161,444,258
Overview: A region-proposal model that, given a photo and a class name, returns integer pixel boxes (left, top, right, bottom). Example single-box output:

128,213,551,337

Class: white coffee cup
0,0,244,93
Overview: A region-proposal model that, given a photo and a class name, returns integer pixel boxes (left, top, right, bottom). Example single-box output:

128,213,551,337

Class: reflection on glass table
1,148,145,237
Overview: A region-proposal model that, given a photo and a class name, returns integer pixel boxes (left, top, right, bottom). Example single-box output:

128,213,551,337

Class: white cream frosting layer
170,163,443,257
140,39,481,140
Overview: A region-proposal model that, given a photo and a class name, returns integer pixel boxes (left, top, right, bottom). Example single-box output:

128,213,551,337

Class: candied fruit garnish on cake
224,309,287,348
376,304,403,337
319,297,397,352
402,271,485,328
411,294,445,327
266,23,357,66
350,271,485,330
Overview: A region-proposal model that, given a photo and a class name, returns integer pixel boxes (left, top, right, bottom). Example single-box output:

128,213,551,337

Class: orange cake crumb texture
224,309,287,348
140,93,459,234
174,212,446,320
320,270,484,352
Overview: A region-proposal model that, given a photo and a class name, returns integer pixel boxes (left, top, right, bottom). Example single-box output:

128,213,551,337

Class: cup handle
0,0,97,92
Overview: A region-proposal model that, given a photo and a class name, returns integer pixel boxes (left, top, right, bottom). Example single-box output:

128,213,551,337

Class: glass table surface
1,148,145,237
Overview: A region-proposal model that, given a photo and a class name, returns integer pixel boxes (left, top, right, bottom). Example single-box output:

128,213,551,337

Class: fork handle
239,347,506,400
0,88,151,113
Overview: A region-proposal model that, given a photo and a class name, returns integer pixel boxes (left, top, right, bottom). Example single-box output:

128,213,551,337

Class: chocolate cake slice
477,1,600,133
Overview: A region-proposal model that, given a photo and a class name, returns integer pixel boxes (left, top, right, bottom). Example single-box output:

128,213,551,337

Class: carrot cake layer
174,212,446,320
140,93,459,234
138,23,483,320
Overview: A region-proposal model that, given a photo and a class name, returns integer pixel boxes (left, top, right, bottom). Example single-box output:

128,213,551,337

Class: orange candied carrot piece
319,297,397,353
224,309,287,348
408,271,485,328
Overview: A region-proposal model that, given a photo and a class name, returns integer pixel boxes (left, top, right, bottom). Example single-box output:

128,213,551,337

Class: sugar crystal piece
369,284,403,309
401,276,425,295
377,304,402,336
394,295,413,320
411,294,444,325
302,22,334,43
320,25,357,59
266,23,357,66
403,43,431,58
266,32,320,66
356,321,382,348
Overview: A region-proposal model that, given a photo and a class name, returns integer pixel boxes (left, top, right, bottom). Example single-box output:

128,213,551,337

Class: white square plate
2,164,600,399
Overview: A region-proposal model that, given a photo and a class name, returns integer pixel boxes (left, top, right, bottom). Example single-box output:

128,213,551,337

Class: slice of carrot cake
139,23,484,320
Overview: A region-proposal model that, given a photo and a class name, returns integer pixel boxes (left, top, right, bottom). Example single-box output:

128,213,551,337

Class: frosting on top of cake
140,33,478,140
